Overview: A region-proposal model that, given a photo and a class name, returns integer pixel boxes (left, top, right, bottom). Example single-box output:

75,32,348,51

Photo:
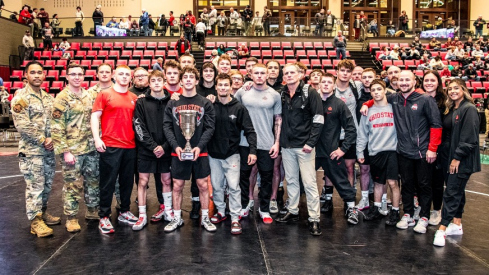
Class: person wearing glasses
230,70,244,95
51,64,100,233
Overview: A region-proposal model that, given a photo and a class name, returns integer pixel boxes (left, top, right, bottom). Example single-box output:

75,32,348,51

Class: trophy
179,110,197,160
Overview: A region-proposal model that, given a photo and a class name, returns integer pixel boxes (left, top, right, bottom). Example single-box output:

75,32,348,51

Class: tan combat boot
66,217,81,233
31,213,54,237
42,212,61,225
85,207,99,220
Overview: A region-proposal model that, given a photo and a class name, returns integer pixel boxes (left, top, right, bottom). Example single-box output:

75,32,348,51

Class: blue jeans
185,32,192,43
141,24,149,36
336,47,346,60
476,29,483,38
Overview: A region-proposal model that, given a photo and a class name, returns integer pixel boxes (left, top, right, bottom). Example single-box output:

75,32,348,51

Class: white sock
138,205,147,217
347,202,355,208
326,194,333,200
192,196,200,202
362,191,369,199
201,209,209,218
392,207,399,211
374,202,381,207
279,181,283,187
218,209,226,216
174,210,182,220
382,193,387,202
163,192,172,209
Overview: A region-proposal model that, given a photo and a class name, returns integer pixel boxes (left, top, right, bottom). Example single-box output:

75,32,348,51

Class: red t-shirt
92,88,138,149
165,86,183,96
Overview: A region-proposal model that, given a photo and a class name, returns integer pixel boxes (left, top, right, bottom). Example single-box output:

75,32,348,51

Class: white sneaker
164,217,184,232
118,211,138,225
446,223,463,235
247,200,255,212
201,216,217,232
132,216,147,231
99,217,115,234
379,201,389,216
433,230,446,247
270,200,278,214
413,217,429,234
259,209,273,224
355,197,370,211
164,210,174,222
240,208,249,218
413,206,421,221
428,210,441,226
396,214,415,229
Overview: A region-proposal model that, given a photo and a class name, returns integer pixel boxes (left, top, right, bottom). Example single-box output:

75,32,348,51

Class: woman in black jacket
433,79,481,247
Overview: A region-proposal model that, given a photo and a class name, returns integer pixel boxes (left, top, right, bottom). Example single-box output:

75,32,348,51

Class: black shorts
239,146,274,172
171,156,210,180
339,140,357,160
138,158,171,174
370,151,399,184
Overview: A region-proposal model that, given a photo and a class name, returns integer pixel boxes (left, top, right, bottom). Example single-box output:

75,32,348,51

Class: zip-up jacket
163,94,215,155
133,90,171,160
316,94,356,157
208,97,257,159
197,63,218,97
363,89,442,159
446,99,481,175
280,81,324,148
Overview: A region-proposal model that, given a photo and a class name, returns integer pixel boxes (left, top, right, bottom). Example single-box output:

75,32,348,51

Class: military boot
190,201,201,219
42,211,61,225
31,213,54,237
66,217,81,233
85,207,99,220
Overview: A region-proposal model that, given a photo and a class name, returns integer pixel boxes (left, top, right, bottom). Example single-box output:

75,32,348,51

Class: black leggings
432,166,445,211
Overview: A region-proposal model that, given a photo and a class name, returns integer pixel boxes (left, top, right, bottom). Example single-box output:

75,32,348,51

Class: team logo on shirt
131,100,135,105
172,104,205,126
229,115,237,120
411,104,418,110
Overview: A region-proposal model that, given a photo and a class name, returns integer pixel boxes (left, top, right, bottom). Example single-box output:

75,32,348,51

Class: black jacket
280,81,324,148
175,38,190,53
208,97,257,159
133,91,171,160
92,10,104,23
267,65,284,92
317,94,356,157
197,63,218,97
367,89,442,159
149,18,155,29
243,8,253,22
163,94,215,154
129,85,149,97
446,100,481,175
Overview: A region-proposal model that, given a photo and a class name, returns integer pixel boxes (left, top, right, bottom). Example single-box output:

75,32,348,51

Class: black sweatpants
316,157,356,203
398,154,433,219
239,146,273,212
432,165,445,211
99,147,136,217
440,173,470,226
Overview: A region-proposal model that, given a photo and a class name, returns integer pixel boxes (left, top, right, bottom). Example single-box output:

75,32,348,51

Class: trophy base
181,152,194,160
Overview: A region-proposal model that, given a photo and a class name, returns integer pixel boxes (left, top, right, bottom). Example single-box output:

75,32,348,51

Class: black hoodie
208,97,257,159
267,64,284,92
133,90,171,160
196,63,218,97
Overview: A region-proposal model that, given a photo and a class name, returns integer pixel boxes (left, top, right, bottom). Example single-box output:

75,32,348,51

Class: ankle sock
163,192,172,209
201,209,209,218
174,210,182,220
374,202,381,207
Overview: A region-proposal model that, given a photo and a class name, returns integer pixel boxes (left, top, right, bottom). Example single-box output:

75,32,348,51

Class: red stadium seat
40,51,52,60
33,51,42,60
136,42,146,50
304,42,313,50
317,50,327,60
114,42,124,51
322,59,333,69
272,50,284,59
45,70,59,82
108,50,120,60
311,59,321,69
74,50,86,60
92,42,102,50
155,50,166,59
324,42,334,50
262,50,272,59
271,42,281,50
296,50,307,59
282,42,292,50
307,50,318,59
71,42,80,51
116,60,128,67
205,42,215,50
81,42,92,51
260,42,270,50
85,70,97,81
293,42,303,51
86,50,97,60
314,42,324,50
102,42,113,50
97,50,108,60
52,51,63,60
140,59,151,70
128,60,140,69
121,50,132,59
91,60,103,70
284,50,295,60
80,60,91,70
125,42,135,50
50,81,64,94
3,82,11,93
227,42,237,49
147,42,157,50
41,82,49,93
143,50,155,59
81,81,90,90
44,60,55,70
132,50,143,59
10,70,23,81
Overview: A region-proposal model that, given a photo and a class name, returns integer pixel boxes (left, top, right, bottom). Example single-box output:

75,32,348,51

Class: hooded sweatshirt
196,63,218,97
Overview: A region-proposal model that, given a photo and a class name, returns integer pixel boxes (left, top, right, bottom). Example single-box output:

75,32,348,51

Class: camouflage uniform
11,85,56,221
51,86,100,217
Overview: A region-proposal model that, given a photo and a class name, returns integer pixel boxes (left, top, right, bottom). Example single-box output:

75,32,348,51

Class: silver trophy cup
179,110,197,160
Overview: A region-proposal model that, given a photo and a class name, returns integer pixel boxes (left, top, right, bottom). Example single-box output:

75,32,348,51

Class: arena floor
0,138,488,274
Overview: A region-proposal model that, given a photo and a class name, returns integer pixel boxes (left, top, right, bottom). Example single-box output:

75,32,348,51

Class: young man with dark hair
235,64,281,224
91,65,139,234
207,73,257,234
163,60,183,96
196,62,217,97
316,73,359,225
163,67,216,232
309,69,324,90
244,57,258,81
51,64,99,233
11,61,59,237
356,79,400,225
132,70,173,231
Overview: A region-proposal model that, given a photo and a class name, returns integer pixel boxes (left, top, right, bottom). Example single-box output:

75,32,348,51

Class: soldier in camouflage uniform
11,61,60,238
51,64,100,233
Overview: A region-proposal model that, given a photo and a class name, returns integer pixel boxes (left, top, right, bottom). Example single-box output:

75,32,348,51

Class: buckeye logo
411,104,418,111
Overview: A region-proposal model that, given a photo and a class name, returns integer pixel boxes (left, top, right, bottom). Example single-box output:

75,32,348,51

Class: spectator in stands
200,8,209,27
208,6,217,35
18,5,31,25
37,8,49,27
445,47,457,60
92,5,104,36
402,46,420,60
462,64,479,81
389,46,400,60
411,36,422,51
444,37,453,49
464,37,474,51
473,15,486,39
153,58,164,72
156,15,168,36
74,6,85,36
59,38,71,52
369,19,378,37
399,10,408,31
453,37,463,47
106,17,119,28
229,8,239,25
419,45,432,58
378,46,391,60
429,55,444,70
474,56,485,70
22,30,34,60
230,70,244,95
195,19,207,50
253,11,263,36
475,36,487,52
148,14,155,36
40,22,53,50
119,17,129,30
440,65,451,82
168,11,175,36
238,43,249,58
32,8,40,37
315,9,325,37
333,30,347,60
182,17,194,43
51,14,61,37
217,44,231,56
243,5,253,36
417,54,431,70
186,10,196,25
140,9,149,36
324,10,336,37
386,20,396,37
175,34,191,57
472,45,485,60
217,11,228,36
211,50,219,68
130,19,139,36
353,14,362,41
451,65,463,78
10,12,18,22
429,37,441,50
459,52,472,68
454,44,465,61
263,7,271,36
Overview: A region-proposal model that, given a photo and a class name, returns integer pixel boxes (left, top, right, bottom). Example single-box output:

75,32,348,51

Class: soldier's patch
52,102,66,119
13,104,23,113
52,109,62,119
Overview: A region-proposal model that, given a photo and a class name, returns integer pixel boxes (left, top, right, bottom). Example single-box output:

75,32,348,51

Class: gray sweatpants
209,154,241,221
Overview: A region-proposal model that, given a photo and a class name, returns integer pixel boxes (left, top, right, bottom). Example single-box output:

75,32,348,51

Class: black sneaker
386,209,401,226
190,201,201,220
320,199,333,213
346,207,359,225
308,221,322,236
275,211,299,223
320,186,326,204
277,187,284,209
364,206,383,221
279,199,289,215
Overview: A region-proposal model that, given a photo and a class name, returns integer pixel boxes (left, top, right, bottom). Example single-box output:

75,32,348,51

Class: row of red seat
203,58,356,70
3,80,99,94
38,41,171,52
369,42,456,52
205,49,351,60
206,41,335,51
34,50,176,61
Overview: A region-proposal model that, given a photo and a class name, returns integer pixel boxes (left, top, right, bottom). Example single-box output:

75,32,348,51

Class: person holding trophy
163,67,216,233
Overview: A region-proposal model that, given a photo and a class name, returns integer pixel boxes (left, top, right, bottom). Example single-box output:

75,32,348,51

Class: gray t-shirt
235,86,282,150
335,80,362,139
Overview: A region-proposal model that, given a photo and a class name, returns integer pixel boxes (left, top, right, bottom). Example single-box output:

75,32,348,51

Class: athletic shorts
370,151,399,184
138,158,171,174
171,156,210,180
360,147,370,165
339,140,357,160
